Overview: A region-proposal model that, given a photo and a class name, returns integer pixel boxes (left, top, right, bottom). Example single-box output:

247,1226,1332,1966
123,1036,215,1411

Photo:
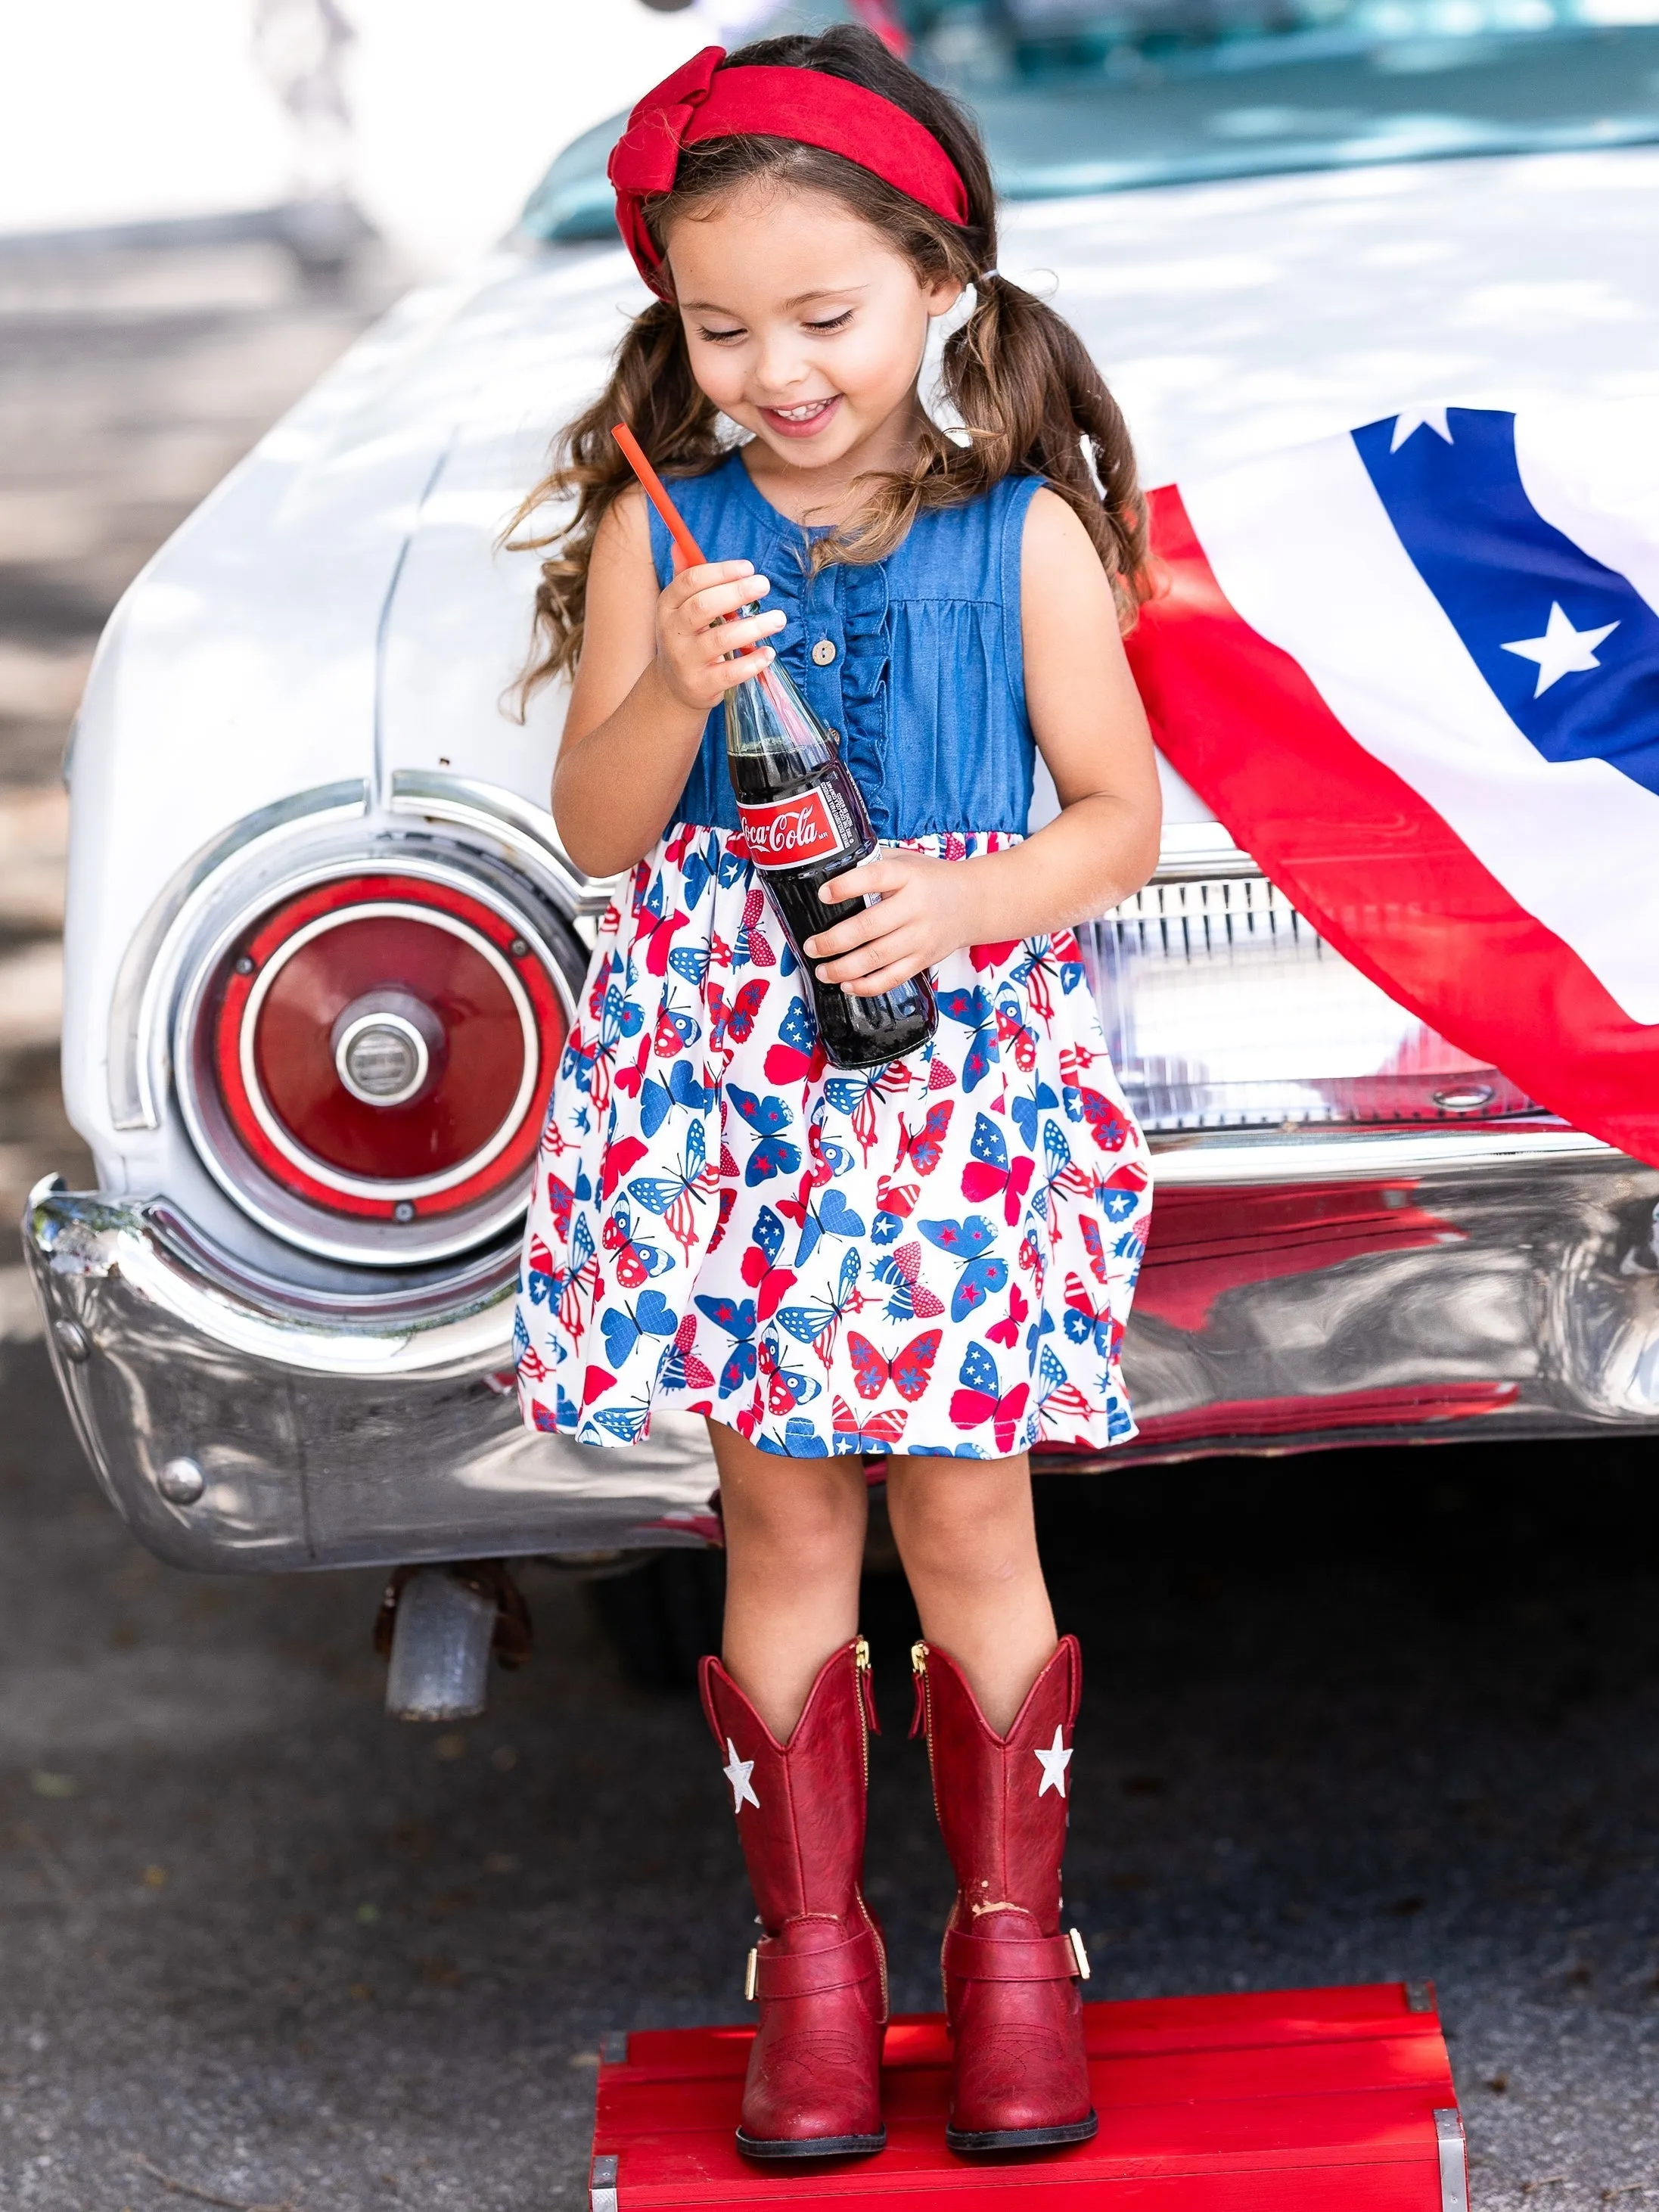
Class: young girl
512,26,1159,2161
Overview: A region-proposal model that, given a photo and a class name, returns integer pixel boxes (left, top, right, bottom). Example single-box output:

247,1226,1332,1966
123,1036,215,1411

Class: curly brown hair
507,23,1151,704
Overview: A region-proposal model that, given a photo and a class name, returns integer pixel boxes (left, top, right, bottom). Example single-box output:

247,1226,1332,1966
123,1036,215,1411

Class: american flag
1126,399,1659,1167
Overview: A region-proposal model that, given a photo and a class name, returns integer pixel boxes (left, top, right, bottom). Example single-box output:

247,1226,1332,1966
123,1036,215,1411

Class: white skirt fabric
514,825,1152,1459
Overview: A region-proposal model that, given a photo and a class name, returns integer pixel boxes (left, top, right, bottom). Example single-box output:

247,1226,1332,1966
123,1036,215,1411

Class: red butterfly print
638,903,690,978
601,1200,669,1288
660,1312,716,1394
949,1343,1030,1453
739,1210,797,1322
545,1177,574,1242
1078,1086,1129,1154
986,1283,1030,1350
970,939,1021,971
583,1363,615,1407
705,1185,738,1257
995,1002,1038,1073
875,1176,918,1227
1078,1216,1109,1285
831,1395,910,1450
735,887,776,969
926,1055,955,1092
612,1030,653,1099
846,1327,943,1403
959,1111,1035,1226
873,1241,946,1323
895,1100,954,1176
599,1137,648,1203
716,977,770,1047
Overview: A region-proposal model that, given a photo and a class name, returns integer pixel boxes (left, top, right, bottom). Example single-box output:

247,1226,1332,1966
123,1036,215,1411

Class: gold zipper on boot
853,1636,888,2016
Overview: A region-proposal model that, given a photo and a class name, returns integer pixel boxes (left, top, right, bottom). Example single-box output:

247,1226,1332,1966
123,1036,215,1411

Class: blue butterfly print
729,1085,802,1185
679,831,744,914
667,941,713,987
917,1213,1009,1323
598,1288,679,1370
555,1381,582,1431
692,1293,761,1397
757,1417,830,1459
1011,1079,1059,1151
808,1102,856,1180
1027,1119,1087,1233
639,1057,712,1138
590,984,645,1089
583,1394,654,1446
935,986,1000,1092
790,1183,865,1269
1062,1272,1114,1360
776,1247,863,1365
626,1119,719,1254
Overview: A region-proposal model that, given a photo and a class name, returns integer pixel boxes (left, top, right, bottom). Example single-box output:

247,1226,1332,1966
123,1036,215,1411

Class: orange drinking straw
612,421,708,567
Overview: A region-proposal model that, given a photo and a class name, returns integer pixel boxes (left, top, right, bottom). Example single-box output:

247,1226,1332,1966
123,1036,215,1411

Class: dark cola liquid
725,642,937,1071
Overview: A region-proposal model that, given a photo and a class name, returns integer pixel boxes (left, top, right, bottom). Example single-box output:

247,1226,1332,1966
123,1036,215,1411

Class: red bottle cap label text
738,789,846,870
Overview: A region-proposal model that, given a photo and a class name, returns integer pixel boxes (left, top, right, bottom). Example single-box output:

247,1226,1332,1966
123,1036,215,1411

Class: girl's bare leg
884,1452,1057,1733
709,1421,871,1738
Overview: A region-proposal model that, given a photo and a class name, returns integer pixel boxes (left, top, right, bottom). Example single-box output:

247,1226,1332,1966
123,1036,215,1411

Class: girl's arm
551,486,785,878
803,489,1162,994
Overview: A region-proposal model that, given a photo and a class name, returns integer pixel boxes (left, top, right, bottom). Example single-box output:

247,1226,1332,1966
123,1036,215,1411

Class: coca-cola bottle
725,643,937,1070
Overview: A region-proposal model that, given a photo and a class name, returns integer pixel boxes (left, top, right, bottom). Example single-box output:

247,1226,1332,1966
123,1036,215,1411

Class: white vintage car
24,0,1659,1685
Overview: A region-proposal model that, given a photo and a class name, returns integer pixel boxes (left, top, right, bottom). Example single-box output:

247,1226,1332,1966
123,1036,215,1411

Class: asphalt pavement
2,231,1657,2212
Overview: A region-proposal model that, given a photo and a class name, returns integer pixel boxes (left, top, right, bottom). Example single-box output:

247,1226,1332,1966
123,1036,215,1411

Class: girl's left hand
802,852,983,996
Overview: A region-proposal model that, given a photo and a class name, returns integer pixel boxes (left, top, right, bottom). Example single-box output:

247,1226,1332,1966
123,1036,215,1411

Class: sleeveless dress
514,451,1151,1458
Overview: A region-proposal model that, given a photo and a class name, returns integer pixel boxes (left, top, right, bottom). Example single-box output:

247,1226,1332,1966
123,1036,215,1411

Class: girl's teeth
776,400,830,420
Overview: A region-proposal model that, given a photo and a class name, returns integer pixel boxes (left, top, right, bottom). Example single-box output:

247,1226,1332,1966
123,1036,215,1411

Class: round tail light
180,865,575,1264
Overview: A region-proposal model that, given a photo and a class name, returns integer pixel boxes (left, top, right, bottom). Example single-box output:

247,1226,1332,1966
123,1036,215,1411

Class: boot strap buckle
943,1925,1087,1983
747,1922,884,2001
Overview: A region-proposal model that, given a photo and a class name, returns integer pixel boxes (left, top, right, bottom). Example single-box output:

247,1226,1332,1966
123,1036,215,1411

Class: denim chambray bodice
646,449,1042,839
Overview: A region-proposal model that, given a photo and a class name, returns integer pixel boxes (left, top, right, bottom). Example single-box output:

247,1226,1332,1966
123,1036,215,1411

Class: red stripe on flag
1126,484,1659,1168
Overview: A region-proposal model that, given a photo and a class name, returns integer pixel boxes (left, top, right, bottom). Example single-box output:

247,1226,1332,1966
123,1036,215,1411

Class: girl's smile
664,182,962,519
760,393,843,439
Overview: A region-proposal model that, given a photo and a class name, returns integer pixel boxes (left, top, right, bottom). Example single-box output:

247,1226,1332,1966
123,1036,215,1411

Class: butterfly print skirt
514,825,1152,1459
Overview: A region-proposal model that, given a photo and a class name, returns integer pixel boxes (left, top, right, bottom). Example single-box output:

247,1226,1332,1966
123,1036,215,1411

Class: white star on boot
722,1736,760,1813
1035,1727,1073,1798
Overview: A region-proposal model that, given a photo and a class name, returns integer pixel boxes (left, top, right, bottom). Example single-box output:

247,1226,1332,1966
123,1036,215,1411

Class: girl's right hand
654,558,785,713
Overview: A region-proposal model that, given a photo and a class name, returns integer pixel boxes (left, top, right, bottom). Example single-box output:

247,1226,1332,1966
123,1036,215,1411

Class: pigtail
944,274,1152,633
504,300,723,711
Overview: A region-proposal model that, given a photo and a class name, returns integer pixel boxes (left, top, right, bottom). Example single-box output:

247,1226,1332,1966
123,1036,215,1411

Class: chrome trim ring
172,849,579,1268
235,902,541,1203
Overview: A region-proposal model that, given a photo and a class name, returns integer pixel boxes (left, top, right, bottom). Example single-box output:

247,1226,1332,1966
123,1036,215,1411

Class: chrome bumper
22,1182,719,1574
1114,1125,1659,1462
24,1123,1659,1576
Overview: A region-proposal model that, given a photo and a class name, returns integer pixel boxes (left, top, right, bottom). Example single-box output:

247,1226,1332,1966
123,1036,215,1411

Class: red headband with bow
607,47,971,295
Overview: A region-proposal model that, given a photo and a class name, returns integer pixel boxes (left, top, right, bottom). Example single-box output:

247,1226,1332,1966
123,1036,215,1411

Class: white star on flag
722,1737,760,1813
1389,407,1453,453
1501,601,1620,697
1034,1727,1073,1798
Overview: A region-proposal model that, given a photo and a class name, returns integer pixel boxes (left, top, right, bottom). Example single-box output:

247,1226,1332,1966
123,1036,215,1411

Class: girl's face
665,182,962,474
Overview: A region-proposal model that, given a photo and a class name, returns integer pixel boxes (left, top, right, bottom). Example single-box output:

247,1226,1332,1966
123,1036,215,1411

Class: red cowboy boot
699,1637,888,2159
912,1634,1095,2153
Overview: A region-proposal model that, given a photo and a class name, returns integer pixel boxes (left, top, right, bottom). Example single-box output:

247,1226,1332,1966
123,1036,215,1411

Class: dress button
811,637,837,666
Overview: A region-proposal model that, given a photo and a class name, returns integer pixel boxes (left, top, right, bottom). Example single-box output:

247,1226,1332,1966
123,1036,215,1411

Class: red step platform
589,1982,1467,2210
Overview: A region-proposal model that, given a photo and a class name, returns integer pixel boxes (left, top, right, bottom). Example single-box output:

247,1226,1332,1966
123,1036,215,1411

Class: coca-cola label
738,788,849,871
